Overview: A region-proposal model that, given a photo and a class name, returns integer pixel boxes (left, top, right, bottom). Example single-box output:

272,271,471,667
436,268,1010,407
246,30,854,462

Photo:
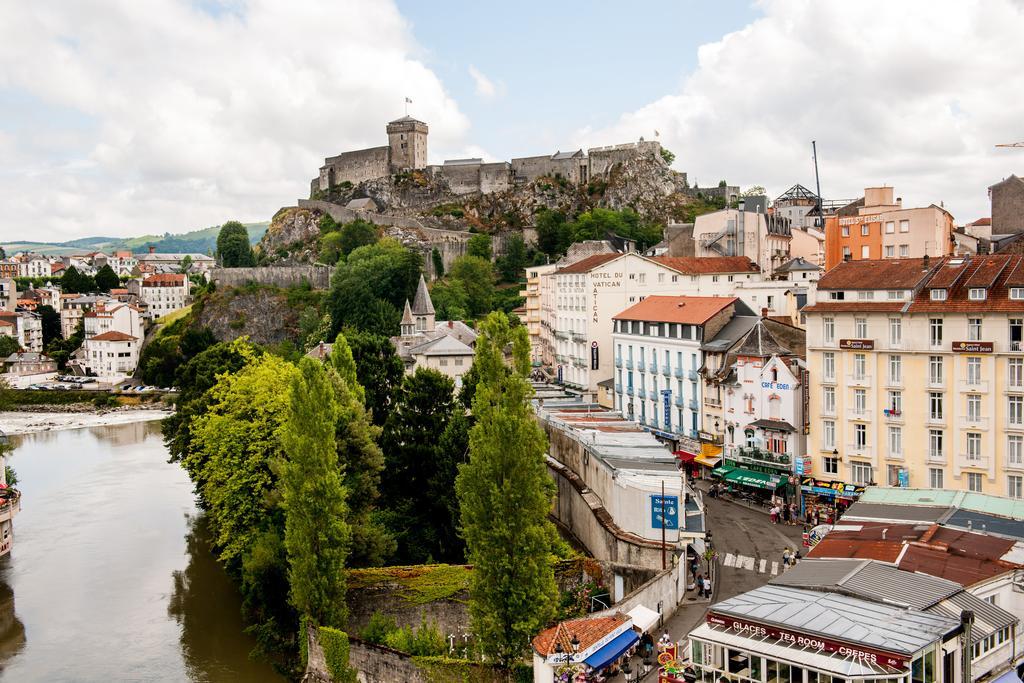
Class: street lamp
570,634,580,655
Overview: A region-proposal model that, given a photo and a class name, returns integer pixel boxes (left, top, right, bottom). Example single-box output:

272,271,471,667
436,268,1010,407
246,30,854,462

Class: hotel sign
951,341,993,353
706,613,907,669
838,339,874,350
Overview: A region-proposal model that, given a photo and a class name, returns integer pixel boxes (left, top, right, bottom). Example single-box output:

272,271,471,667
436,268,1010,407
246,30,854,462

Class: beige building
520,263,556,364
694,206,793,277
804,255,1024,498
137,273,190,317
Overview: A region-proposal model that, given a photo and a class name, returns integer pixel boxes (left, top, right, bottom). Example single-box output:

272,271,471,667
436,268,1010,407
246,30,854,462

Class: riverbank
0,407,172,435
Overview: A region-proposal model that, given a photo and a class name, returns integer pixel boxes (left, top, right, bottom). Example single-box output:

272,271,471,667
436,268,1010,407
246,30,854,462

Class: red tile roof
143,273,187,286
532,613,629,657
968,217,991,226
652,256,760,274
908,254,1024,313
817,258,936,290
801,301,907,314
556,253,622,274
613,295,737,324
89,331,137,342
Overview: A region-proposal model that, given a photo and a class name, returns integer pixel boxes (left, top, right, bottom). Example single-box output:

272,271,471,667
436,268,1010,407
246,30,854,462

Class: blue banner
651,494,679,530
661,389,672,431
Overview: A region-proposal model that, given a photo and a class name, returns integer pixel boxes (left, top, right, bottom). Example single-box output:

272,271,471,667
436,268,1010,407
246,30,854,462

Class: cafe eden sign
706,613,907,669
838,339,874,350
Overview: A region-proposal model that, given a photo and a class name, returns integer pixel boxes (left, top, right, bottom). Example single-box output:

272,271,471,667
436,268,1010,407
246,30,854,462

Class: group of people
688,556,713,598
781,547,800,568
768,500,799,524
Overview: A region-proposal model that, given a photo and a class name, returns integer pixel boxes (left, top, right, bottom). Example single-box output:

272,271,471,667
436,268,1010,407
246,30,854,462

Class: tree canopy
447,256,494,318
216,221,256,268
327,238,421,337
94,264,120,291
60,266,95,294
466,233,492,260
535,207,664,257
455,312,558,669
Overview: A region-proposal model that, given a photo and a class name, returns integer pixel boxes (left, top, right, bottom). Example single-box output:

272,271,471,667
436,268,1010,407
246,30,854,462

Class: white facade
139,274,190,317
84,303,145,342
612,320,706,438
83,332,140,380
19,255,53,279
694,209,793,277
722,355,805,465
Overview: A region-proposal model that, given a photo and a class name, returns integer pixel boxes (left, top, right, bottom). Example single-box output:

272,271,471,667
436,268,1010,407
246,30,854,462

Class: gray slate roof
733,319,793,358
771,559,960,610
712,585,958,656
843,502,950,524
411,275,435,315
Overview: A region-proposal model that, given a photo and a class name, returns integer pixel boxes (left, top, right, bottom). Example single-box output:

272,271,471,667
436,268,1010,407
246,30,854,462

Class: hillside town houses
0,250,201,383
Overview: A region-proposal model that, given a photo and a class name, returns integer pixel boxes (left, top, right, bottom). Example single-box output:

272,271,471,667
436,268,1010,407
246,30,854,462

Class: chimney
761,307,768,318
448,320,453,328
896,197,902,207
881,528,887,540
148,246,156,254
923,254,930,270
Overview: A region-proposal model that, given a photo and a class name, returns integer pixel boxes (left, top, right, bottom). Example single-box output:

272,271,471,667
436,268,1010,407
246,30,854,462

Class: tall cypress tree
280,357,350,628
455,312,557,669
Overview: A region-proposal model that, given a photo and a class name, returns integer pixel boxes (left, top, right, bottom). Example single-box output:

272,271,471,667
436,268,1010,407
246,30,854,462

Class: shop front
676,436,724,481
711,462,787,504
682,585,958,683
800,477,865,524
532,613,641,683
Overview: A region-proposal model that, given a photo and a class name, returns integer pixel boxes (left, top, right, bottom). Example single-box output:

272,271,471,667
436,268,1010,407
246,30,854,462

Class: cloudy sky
2,0,1022,241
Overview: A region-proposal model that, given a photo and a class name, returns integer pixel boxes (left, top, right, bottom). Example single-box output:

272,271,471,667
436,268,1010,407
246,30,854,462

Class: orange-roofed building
531,612,636,682
612,295,743,441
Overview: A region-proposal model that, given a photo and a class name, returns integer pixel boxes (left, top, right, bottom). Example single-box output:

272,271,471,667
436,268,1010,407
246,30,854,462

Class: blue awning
990,669,1023,683
583,629,639,671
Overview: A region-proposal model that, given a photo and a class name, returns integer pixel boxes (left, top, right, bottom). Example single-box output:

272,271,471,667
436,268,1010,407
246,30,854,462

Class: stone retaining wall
348,639,427,683
209,265,334,289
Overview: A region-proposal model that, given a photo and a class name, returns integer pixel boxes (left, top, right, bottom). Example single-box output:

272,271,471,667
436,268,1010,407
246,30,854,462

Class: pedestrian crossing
723,552,783,576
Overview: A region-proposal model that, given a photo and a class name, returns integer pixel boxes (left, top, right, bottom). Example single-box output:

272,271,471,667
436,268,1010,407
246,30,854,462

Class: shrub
319,627,357,683
360,611,397,645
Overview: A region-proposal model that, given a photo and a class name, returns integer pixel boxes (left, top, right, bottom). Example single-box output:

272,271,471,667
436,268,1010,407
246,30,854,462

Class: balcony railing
688,369,699,381
637,388,647,399
625,359,634,370
704,397,722,408
615,383,622,393
648,361,658,373
845,373,872,387
688,398,699,410
626,385,634,396
926,452,946,464
959,415,990,430
674,367,683,378
615,357,623,368
958,380,989,393
571,332,586,343
674,395,684,407
554,331,569,341
735,447,792,470
847,409,872,422
958,454,990,468
846,443,872,458
1012,341,1024,352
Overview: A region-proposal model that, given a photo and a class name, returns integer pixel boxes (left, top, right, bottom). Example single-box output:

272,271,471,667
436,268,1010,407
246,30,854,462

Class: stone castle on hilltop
312,116,678,198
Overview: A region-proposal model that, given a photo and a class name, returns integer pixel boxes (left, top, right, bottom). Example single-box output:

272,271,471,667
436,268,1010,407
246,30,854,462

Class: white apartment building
83,302,145,342
61,294,109,338
612,296,739,440
521,263,556,364
83,331,140,380
138,273,190,317
18,255,53,279
0,311,42,353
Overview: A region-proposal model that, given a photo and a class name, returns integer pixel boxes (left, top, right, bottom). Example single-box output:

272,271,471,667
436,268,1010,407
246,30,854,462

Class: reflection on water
0,420,283,682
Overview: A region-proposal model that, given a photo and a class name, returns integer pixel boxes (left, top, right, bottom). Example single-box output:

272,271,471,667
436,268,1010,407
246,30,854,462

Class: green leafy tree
216,220,256,267
660,148,676,165
345,331,404,427
535,209,572,257
455,312,557,669
448,256,495,317
185,350,299,563
338,219,378,258
429,279,469,322
431,248,445,278
178,254,194,274
60,266,96,294
35,305,62,347
741,185,767,197
163,339,255,464
327,238,421,336
280,358,350,627
380,368,459,563
466,233,493,260
44,319,85,370
319,214,339,234
496,234,527,283
571,208,662,253
328,333,391,566
319,232,345,265
94,264,120,292
0,335,21,358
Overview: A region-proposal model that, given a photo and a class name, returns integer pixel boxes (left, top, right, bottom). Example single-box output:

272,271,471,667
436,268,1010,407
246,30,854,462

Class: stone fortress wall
314,116,673,199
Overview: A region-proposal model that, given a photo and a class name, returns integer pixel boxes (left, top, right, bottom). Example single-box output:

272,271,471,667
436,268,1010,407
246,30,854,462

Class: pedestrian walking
695,573,704,597
782,548,792,567
782,503,791,524
789,503,798,525
791,550,801,566
769,505,780,524
703,576,712,598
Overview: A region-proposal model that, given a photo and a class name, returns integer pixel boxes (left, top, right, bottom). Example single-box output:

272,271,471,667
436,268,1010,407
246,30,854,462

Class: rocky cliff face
259,156,702,261
193,287,302,346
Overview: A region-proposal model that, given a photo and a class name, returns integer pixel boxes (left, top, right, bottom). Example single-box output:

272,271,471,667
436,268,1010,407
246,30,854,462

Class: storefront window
911,648,935,683
750,655,763,682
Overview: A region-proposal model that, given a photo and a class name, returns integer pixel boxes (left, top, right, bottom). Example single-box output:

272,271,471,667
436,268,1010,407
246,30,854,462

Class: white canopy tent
626,604,660,633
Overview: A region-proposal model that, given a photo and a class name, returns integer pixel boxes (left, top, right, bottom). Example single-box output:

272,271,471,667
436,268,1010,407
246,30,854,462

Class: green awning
724,467,784,490
711,466,734,478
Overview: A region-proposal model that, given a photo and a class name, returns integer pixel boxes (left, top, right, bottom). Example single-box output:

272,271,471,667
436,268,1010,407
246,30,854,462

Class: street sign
651,494,679,530
661,389,672,429
590,342,599,370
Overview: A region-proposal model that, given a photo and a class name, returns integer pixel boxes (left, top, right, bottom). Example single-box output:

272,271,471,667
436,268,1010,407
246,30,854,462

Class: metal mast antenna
812,141,823,225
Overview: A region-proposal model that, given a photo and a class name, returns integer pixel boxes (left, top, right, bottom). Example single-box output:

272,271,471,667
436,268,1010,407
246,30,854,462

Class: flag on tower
405,97,413,104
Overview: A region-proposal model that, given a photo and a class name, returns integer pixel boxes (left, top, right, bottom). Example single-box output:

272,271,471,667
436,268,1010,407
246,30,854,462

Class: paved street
661,486,804,644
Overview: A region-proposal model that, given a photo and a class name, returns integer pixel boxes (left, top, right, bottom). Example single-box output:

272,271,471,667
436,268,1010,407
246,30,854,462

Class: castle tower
410,274,435,332
386,116,428,171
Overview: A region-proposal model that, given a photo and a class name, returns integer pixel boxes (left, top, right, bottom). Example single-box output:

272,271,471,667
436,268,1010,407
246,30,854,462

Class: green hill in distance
2,222,268,257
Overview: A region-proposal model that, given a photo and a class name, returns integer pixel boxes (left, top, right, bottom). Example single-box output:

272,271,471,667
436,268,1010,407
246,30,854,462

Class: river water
0,420,284,682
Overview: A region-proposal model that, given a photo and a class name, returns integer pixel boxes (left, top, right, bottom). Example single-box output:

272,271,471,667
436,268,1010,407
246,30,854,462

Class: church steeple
400,299,416,337
410,274,435,332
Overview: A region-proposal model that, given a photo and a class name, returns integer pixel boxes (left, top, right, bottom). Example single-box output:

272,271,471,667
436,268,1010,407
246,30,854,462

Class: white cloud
0,0,472,240
574,0,1024,223
468,65,503,99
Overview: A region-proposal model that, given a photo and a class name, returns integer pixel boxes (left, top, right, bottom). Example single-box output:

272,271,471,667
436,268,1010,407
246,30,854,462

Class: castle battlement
312,118,669,199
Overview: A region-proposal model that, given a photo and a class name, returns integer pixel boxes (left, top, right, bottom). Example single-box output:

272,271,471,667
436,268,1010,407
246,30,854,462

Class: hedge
412,656,531,683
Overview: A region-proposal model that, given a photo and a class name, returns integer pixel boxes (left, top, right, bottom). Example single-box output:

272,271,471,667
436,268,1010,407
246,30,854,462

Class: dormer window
1011,288,1024,300
857,291,874,300
930,289,947,301
828,291,845,301
969,288,987,301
